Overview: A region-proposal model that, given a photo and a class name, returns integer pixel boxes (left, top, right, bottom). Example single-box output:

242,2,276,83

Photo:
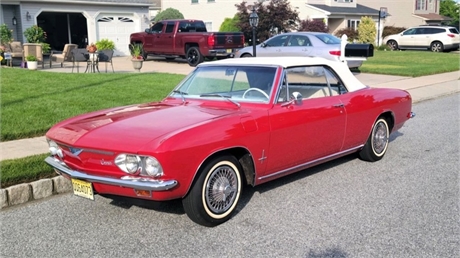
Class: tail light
208,33,215,47
329,50,341,56
241,35,245,45
447,34,455,38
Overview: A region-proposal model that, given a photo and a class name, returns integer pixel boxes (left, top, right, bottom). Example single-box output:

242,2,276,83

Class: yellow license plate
71,178,94,201
226,49,232,53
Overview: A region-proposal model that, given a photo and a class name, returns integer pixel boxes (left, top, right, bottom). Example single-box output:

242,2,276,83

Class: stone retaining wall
0,176,72,209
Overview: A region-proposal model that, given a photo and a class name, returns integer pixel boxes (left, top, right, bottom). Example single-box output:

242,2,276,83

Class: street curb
0,176,72,209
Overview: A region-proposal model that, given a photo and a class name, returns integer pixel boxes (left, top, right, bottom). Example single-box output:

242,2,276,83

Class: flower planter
27,61,38,70
132,59,143,72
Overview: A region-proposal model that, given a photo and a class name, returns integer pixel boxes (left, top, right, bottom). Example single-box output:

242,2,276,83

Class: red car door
156,21,176,54
264,66,346,176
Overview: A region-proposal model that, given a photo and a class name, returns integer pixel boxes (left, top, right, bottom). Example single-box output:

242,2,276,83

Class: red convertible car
45,57,414,227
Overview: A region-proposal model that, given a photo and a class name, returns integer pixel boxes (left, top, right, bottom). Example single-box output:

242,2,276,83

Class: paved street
1,93,458,257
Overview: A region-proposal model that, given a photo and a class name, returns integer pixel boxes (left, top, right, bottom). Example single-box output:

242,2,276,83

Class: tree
440,0,460,25
235,0,299,45
357,16,376,44
153,8,184,23
298,19,328,32
219,15,240,32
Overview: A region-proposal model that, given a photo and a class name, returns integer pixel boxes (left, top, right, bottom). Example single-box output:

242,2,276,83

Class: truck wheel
186,47,204,67
182,155,243,227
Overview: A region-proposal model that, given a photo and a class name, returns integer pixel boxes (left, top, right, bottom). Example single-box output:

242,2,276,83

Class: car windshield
314,34,341,44
171,66,277,103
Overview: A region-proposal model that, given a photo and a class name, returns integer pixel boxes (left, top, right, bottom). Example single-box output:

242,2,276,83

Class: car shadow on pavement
101,194,185,215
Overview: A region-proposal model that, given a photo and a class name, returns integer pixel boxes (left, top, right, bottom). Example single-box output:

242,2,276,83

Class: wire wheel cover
372,121,388,155
205,165,238,214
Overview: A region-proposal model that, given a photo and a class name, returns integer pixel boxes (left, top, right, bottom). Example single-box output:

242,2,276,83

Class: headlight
115,154,141,174
144,157,163,177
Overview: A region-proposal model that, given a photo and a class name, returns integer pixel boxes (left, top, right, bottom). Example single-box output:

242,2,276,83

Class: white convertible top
199,56,367,92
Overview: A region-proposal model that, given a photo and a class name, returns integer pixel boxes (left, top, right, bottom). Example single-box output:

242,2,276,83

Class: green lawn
0,69,185,141
358,50,460,77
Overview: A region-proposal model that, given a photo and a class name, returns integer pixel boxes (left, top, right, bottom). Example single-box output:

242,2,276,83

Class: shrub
41,43,51,53
153,8,184,23
376,44,391,51
26,55,37,61
23,25,47,43
0,24,13,46
95,38,115,50
219,15,240,32
382,26,406,39
298,19,328,32
357,16,376,44
334,27,359,42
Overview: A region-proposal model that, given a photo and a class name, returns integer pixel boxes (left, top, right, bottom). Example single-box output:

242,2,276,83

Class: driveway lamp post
249,7,259,57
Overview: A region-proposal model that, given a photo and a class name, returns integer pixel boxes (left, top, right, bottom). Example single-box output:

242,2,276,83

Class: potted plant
130,44,144,72
86,43,97,53
26,55,38,70
95,39,115,51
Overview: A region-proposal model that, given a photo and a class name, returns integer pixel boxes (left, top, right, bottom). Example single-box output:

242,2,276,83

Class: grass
0,68,185,141
358,50,460,77
1,154,55,188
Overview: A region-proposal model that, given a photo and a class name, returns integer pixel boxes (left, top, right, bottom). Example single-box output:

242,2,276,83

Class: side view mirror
260,42,267,48
145,28,151,33
291,92,303,105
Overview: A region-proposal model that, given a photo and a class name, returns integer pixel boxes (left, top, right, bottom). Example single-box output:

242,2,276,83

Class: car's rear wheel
182,155,242,227
387,40,398,50
430,41,444,52
359,117,389,162
241,53,252,58
186,46,204,67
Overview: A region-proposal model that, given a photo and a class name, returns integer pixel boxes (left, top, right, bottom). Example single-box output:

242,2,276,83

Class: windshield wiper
172,90,188,104
199,93,240,108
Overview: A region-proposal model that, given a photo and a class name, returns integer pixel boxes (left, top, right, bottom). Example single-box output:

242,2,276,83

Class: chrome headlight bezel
47,140,63,158
115,154,163,177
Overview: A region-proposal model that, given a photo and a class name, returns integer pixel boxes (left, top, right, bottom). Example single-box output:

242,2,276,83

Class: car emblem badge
69,147,83,156
226,36,233,44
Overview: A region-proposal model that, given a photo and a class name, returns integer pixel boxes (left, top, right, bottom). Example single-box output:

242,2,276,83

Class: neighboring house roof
308,4,380,16
414,13,453,21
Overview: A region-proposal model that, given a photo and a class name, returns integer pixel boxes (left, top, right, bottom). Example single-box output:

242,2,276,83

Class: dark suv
384,25,460,52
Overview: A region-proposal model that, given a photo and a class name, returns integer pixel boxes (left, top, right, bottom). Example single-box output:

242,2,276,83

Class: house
162,0,379,37
359,0,452,28
0,0,161,56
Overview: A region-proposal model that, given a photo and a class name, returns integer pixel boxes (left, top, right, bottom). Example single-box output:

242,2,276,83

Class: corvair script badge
100,159,113,166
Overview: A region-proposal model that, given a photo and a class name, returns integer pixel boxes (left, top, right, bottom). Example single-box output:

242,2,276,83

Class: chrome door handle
333,103,344,108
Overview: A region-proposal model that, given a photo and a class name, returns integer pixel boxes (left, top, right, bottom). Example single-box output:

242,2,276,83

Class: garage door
97,15,135,56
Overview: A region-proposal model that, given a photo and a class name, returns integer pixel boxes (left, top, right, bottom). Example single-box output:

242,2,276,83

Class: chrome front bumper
45,156,178,191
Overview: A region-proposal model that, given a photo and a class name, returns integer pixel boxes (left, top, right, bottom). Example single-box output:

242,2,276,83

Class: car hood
47,102,240,152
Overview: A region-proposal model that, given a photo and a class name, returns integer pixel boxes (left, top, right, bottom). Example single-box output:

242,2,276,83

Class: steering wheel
242,88,269,100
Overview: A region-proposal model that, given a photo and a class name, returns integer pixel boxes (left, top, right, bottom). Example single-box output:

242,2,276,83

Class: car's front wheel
430,41,444,52
359,117,390,162
182,155,243,227
387,40,398,50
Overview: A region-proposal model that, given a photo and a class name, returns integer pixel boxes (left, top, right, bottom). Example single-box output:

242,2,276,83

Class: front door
156,21,176,54
265,66,346,175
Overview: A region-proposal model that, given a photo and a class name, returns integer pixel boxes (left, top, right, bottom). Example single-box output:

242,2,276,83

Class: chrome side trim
45,156,177,191
258,145,363,181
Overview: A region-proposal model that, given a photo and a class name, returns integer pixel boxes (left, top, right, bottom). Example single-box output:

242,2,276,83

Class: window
178,21,207,32
165,22,175,33
191,0,198,3
287,35,312,46
347,20,360,30
278,66,344,102
265,34,289,47
207,0,215,2
314,34,341,44
415,0,426,10
334,0,353,2
151,22,164,33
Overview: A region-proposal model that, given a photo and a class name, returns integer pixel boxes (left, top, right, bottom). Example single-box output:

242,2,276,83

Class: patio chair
71,48,90,73
23,43,44,69
97,49,114,73
50,43,78,68
2,41,23,66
